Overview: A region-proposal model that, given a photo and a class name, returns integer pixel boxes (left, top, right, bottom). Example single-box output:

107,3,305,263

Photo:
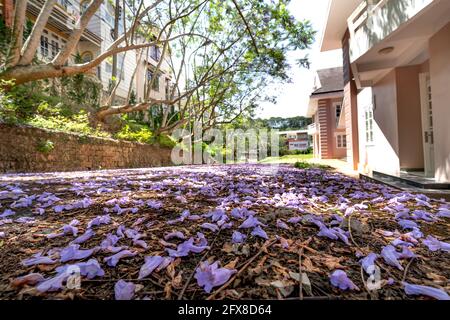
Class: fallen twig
206,238,277,300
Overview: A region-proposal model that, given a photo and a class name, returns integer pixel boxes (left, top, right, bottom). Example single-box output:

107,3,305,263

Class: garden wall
0,124,173,173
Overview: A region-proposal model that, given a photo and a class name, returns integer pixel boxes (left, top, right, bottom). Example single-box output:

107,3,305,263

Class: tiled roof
311,67,344,95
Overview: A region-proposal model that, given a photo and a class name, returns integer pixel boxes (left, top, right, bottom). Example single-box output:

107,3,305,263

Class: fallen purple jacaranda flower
403,282,450,300
276,219,290,230
87,214,111,229
36,272,68,292
360,253,378,274
196,232,208,247
437,208,450,218
287,216,302,224
138,256,164,279
231,208,245,219
22,252,56,267
60,244,96,262
422,235,450,253
317,226,339,241
133,239,148,249
15,217,36,224
194,261,236,293
398,246,416,259
71,229,95,245
166,238,209,258
101,233,120,249
146,200,163,210
239,215,262,229
47,219,81,239
397,219,419,230
56,259,105,279
251,226,268,240
0,231,5,238
116,225,126,238
232,231,247,244
330,270,359,291
115,280,136,300
381,245,404,270
200,223,219,233
0,209,15,218
104,250,137,267
164,231,186,241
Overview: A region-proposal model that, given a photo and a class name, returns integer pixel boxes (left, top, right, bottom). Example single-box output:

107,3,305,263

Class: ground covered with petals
0,164,449,300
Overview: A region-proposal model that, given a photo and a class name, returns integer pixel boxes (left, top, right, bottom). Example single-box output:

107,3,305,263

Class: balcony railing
347,0,388,40
347,0,435,62
307,123,319,135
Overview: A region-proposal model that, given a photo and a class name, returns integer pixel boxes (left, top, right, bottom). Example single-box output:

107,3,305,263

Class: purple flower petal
200,223,219,233
251,226,268,240
403,282,450,300
138,256,164,279
194,261,236,293
239,215,262,229
423,235,450,252
232,231,247,244
104,250,137,267
115,280,136,300
330,270,359,291
360,253,378,274
276,219,289,230
71,229,95,245
87,214,111,229
60,244,95,263
381,245,403,270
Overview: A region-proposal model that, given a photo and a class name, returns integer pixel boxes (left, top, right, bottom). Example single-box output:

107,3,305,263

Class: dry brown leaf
224,258,239,269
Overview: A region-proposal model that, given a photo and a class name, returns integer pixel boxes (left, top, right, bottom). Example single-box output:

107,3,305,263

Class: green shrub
157,134,176,148
36,140,54,154
29,110,111,138
294,161,330,170
115,125,153,144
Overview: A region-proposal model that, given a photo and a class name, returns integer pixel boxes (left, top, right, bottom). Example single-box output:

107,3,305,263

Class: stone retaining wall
0,124,173,173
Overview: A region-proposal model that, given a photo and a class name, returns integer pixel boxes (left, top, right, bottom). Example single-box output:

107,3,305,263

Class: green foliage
29,110,111,138
115,125,153,144
36,140,54,154
157,134,176,148
0,80,20,123
294,161,330,170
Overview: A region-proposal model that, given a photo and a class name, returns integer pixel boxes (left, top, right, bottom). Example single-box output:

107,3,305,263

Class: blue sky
256,0,342,119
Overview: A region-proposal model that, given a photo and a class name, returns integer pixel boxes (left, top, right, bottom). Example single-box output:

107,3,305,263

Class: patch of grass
259,153,313,164
294,161,331,170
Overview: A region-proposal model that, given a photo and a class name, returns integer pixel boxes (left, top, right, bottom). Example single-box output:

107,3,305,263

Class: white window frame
336,134,347,149
365,105,375,145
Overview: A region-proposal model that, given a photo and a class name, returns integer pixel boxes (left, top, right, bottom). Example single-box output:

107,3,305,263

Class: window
334,102,342,127
50,40,60,58
40,35,49,57
150,46,161,61
337,134,347,148
147,69,160,91
365,108,374,143
105,61,112,73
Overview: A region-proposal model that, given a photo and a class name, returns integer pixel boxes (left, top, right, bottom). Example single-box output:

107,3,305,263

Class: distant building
0,0,173,105
307,67,346,160
277,130,310,151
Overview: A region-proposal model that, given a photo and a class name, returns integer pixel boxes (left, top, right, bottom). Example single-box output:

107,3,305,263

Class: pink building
307,67,346,160
315,0,450,189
